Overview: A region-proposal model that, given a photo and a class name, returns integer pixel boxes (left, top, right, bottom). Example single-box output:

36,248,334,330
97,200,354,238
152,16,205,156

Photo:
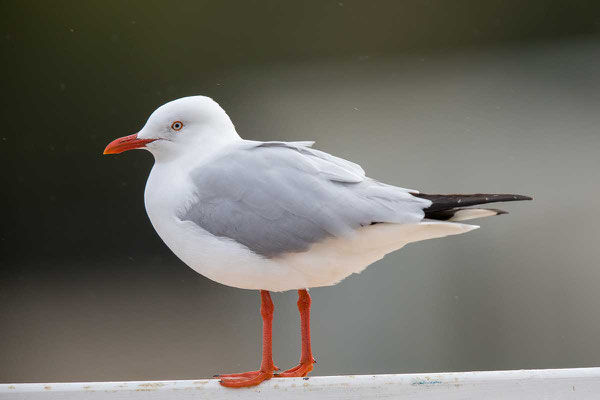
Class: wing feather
180,141,429,258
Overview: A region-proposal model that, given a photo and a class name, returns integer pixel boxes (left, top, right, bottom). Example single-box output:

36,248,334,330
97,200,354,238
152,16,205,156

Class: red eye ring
171,121,183,131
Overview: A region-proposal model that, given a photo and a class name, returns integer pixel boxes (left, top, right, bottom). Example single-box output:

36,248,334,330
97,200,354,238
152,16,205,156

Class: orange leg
275,289,316,378
218,290,278,388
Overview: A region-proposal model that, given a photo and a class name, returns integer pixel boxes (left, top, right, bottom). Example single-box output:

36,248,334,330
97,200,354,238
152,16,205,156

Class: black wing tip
497,194,533,202
435,193,533,201
510,194,533,201
413,192,533,213
414,193,532,199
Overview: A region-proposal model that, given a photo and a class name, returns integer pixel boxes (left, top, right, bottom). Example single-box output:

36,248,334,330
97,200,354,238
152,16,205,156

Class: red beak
103,134,157,155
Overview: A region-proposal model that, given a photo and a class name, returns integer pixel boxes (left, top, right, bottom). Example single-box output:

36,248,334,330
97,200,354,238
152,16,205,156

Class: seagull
104,96,531,388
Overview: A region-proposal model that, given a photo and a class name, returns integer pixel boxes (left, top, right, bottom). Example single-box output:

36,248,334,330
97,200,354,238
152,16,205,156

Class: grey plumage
179,141,429,258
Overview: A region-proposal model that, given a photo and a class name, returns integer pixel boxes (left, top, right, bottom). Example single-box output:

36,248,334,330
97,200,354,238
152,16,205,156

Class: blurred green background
2,0,600,382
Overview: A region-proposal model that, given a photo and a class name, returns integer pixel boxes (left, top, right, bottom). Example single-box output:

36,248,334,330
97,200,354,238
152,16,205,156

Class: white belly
147,210,476,292
150,215,314,291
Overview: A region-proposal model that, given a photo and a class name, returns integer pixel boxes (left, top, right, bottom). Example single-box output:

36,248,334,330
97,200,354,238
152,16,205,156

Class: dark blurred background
2,0,600,383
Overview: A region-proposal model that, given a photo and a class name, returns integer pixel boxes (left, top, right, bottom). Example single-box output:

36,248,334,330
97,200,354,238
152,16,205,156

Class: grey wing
180,141,430,258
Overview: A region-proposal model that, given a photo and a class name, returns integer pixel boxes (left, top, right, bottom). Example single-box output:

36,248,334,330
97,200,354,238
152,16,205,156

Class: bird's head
104,96,240,161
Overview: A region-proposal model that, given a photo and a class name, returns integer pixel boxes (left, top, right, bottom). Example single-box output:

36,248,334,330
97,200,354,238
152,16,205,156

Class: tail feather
425,207,507,222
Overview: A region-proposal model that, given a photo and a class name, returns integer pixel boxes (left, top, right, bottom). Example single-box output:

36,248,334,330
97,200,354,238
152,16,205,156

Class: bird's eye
171,121,183,131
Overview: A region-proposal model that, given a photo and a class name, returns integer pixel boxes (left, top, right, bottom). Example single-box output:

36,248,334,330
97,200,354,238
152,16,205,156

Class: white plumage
129,96,482,291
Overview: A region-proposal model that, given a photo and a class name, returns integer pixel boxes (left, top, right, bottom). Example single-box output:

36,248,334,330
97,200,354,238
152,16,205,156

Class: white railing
2,368,599,399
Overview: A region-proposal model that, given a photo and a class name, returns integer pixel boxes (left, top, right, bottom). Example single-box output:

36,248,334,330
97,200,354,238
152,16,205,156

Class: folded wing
180,141,429,258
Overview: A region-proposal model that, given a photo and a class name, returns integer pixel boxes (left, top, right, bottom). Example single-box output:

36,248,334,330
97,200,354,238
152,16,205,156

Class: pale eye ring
171,121,183,131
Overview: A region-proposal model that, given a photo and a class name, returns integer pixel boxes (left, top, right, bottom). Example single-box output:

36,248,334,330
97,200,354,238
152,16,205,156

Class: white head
104,96,241,161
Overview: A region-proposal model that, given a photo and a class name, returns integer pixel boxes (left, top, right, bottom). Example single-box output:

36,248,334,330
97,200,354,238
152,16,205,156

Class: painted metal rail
2,368,600,399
